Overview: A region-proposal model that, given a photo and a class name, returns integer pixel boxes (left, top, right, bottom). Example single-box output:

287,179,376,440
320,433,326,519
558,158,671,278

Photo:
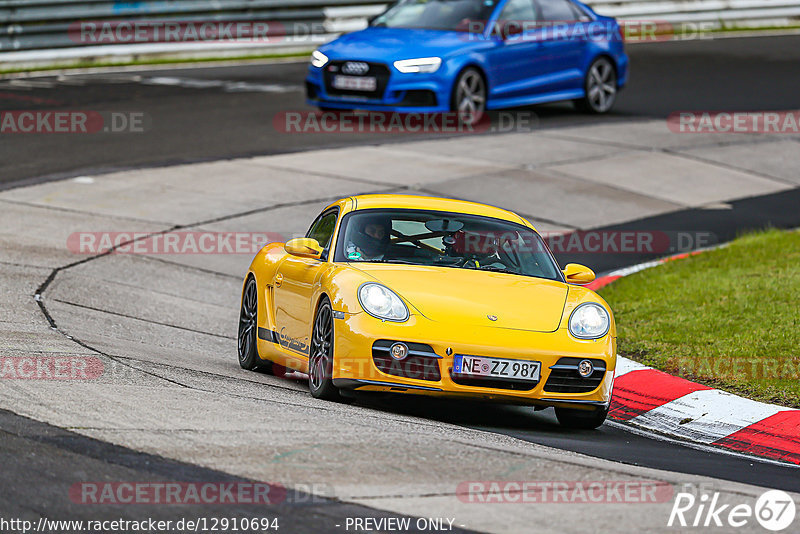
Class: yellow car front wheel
555,405,609,430
308,298,344,401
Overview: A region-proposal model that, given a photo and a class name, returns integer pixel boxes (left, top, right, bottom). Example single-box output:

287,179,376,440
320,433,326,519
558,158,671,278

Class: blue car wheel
575,56,618,114
451,67,487,124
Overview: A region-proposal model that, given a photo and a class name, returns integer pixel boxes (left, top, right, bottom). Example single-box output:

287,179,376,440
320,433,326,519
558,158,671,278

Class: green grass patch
599,229,800,408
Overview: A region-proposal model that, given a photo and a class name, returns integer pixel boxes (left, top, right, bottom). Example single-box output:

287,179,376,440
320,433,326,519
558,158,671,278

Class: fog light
390,342,409,360
578,359,594,378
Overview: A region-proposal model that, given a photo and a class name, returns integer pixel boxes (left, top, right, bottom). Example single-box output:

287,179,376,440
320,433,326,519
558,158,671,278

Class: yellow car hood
349,264,568,332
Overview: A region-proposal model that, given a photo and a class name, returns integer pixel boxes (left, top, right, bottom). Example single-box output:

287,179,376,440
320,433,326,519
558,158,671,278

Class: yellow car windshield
334,208,562,281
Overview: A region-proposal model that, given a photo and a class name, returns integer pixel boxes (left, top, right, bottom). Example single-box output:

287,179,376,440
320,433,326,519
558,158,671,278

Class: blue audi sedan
305,0,628,121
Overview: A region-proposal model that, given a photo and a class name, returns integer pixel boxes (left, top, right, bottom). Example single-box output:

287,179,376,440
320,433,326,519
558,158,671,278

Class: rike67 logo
669,489,796,531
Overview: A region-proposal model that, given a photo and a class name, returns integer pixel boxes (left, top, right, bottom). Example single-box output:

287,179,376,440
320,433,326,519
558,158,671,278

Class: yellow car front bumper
331,311,616,410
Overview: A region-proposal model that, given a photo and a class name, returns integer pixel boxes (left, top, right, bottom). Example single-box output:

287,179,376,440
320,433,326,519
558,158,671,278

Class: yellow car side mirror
284,238,323,259
562,263,596,284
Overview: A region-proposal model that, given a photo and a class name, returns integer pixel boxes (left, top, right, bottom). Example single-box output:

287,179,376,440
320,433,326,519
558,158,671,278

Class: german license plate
453,354,540,382
332,75,377,91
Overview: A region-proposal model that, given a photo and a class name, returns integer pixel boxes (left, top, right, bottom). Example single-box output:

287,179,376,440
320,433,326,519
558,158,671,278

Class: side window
570,2,591,21
306,210,338,258
537,0,578,22
499,0,537,25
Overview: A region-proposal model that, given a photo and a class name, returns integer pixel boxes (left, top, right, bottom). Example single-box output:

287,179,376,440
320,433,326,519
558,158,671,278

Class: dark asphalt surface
362,396,800,493
1,34,799,187
2,34,800,523
0,409,475,532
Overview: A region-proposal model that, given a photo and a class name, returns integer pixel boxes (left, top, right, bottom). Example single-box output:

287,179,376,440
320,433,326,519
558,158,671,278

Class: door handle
274,273,283,287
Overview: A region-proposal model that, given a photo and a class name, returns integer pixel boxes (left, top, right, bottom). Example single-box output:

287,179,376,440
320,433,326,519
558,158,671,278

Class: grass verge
599,229,800,408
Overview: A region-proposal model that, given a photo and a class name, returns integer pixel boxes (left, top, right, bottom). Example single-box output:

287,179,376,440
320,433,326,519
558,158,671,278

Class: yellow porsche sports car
238,195,616,429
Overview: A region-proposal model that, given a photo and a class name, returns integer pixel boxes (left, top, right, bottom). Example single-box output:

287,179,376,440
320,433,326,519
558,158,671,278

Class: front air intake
544,357,606,393
372,340,441,382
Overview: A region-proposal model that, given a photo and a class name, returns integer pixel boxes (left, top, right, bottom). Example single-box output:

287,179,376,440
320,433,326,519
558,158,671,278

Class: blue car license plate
332,75,377,92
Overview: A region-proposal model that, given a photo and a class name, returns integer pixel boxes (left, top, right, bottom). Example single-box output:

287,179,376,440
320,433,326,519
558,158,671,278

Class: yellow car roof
336,194,530,227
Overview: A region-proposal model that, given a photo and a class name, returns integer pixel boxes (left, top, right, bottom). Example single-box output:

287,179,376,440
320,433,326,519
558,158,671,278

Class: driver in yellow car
346,215,391,260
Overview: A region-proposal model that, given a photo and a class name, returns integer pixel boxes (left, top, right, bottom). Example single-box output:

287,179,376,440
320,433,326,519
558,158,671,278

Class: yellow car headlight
358,283,409,322
569,303,610,339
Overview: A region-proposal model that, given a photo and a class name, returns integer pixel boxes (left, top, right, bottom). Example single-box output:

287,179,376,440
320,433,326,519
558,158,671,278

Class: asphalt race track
1,34,800,531
1,35,800,187
0,409,473,533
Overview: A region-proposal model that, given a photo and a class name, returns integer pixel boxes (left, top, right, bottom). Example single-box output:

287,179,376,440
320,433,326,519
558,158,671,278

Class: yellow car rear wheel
238,276,274,373
238,277,260,370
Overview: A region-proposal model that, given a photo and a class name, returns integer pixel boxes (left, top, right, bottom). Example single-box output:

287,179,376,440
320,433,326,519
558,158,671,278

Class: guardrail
590,0,800,25
0,0,388,52
1,0,799,55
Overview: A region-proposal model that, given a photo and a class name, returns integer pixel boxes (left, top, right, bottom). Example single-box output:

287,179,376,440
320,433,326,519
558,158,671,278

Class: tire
450,67,486,126
555,405,609,430
308,297,344,401
238,276,262,371
574,57,617,114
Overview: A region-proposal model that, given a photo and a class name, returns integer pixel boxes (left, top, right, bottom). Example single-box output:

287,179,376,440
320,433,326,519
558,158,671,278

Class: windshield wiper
358,258,418,265
479,265,516,273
